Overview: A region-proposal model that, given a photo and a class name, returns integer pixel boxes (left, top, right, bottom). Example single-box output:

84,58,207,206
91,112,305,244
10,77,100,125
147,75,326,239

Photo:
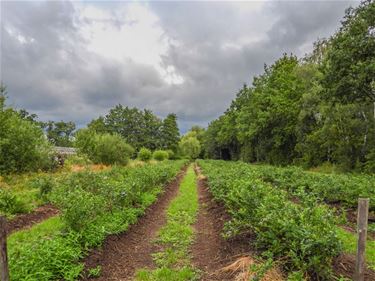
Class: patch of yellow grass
91,164,110,171
128,160,145,168
194,165,207,180
70,164,110,172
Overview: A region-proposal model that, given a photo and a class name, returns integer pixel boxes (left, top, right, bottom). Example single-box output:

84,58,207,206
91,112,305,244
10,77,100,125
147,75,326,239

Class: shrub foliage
138,147,152,161
75,129,134,165
198,160,341,279
152,150,169,161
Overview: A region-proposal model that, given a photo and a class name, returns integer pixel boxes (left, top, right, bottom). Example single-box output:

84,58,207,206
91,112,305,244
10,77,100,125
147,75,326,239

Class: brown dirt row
191,166,262,281
333,254,375,280
7,204,59,234
81,166,187,281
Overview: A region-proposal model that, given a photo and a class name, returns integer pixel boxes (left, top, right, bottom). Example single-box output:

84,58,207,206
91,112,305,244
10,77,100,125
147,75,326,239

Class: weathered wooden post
0,216,9,281
354,198,369,281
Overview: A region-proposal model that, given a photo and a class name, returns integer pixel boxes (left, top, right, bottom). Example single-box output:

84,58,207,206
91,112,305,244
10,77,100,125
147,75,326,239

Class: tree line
203,0,375,172
0,86,183,173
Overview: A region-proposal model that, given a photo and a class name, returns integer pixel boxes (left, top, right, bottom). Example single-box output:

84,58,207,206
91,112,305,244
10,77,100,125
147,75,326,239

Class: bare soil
191,167,257,281
7,204,59,234
81,167,187,281
333,253,375,280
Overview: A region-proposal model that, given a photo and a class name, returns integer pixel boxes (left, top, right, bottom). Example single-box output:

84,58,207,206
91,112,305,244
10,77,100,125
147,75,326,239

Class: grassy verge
135,165,199,281
337,227,375,270
7,216,85,281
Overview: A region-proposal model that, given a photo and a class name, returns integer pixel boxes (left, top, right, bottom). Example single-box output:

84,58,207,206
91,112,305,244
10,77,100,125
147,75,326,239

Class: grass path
337,227,375,270
135,164,199,281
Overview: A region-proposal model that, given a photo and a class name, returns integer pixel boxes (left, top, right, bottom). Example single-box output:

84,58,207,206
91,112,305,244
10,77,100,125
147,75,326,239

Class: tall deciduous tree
322,0,375,104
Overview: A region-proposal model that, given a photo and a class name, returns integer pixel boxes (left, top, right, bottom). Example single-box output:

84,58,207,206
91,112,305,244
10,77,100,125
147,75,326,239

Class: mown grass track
136,164,199,281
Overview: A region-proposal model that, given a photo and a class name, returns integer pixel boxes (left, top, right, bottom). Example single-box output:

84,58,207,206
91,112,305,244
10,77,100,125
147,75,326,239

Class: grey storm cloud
0,0,358,132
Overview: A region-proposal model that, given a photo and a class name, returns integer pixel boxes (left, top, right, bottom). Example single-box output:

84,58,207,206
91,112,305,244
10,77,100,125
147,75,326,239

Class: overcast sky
1,0,358,132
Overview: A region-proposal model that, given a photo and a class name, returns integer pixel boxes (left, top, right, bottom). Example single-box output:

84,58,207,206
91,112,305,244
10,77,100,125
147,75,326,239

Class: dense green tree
89,105,175,151
87,116,107,134
202,1,375,172
160,113,180,151
104,105,144,147
203,119,222,159
322,0,375,104
0,87,52,174
179,136,201,159
235,55,304,164
18,109,39,123
141,109,163,150
44,121,76,147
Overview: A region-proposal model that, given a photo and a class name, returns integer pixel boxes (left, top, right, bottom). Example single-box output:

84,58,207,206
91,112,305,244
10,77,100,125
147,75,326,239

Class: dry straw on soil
218,256,284,281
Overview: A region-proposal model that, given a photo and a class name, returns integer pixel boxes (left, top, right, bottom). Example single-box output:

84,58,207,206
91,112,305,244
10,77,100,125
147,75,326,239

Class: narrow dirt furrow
7,204,59,234
192,166,254,281
81,167,187,281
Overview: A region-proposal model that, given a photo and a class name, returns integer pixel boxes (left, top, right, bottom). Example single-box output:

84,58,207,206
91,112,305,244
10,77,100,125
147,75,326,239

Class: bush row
249,164,375,211
75,129,178,165
138,148,172,161
198,160,341,279
9,160,187,281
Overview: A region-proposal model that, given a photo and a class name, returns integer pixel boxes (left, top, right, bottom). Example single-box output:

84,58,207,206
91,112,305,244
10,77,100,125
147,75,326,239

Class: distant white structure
54,147,76,155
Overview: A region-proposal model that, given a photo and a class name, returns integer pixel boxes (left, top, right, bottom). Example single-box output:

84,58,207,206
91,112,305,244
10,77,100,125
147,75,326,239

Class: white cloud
1,0,359,132
4,24,35,44
75,2,184,85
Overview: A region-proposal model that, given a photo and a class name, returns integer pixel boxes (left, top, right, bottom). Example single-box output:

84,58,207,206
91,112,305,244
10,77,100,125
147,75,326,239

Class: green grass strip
135,165,199,281
8,216,63,244
337,227,375,270
7,216,85,281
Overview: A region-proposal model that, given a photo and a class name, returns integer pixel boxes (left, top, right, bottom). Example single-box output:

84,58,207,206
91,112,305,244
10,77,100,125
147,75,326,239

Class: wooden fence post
354,198,369,281
0,216,9,281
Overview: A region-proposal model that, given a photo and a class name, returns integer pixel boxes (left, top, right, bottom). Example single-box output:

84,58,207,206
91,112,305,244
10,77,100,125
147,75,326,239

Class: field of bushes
198,160,375,279
6,160,186,281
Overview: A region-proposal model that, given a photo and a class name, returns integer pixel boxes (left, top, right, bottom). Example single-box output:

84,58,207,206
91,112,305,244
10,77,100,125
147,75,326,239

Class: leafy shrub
30,176,56,202
0,103,52,174
93,134,134,165
57,189,106,232
138,147,152,161
166,149,175,160
0,189,28,215
75,130,134,165
153,150,169,161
